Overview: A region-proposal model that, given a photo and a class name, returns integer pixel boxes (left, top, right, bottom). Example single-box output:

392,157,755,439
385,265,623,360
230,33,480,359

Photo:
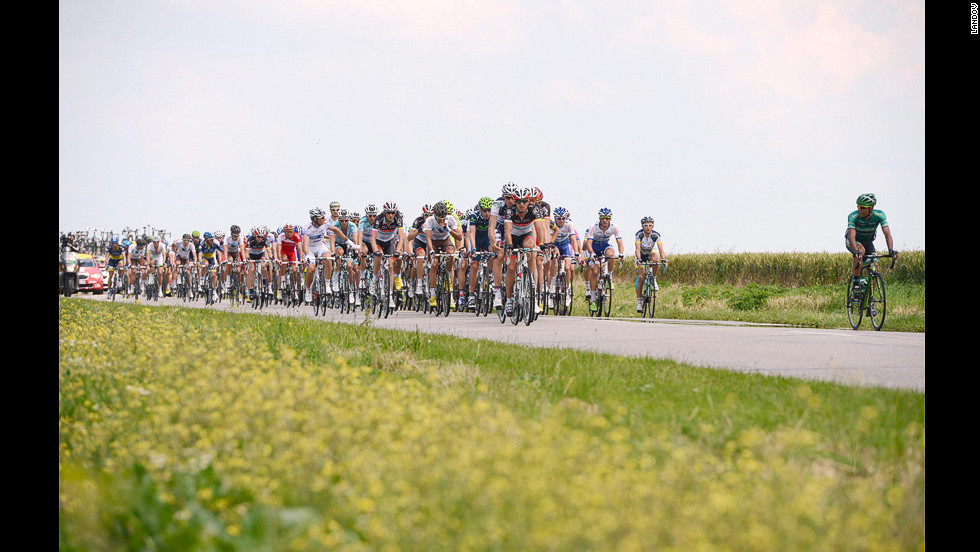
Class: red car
75,254,105,294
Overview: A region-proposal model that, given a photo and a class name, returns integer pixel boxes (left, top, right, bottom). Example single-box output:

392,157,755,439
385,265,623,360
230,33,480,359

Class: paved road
80,294,925,392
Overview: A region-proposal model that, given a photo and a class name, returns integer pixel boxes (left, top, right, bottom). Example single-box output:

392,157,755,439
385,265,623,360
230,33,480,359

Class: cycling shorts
556,241,573,258
376,238,397,256
308,242,330,259
281,249,298,263
845,237,876,256
248,252,266,262
588,241,614,256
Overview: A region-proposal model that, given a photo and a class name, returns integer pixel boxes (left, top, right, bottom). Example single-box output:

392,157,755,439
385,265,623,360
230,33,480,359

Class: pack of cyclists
72,189,899,318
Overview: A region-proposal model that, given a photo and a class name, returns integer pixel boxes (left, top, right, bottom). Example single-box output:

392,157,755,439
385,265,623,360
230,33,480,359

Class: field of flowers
60,300,924,551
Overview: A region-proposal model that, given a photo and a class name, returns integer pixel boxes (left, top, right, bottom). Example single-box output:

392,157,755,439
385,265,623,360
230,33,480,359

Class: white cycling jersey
586,221,623,244
146,242,168,264
128,243,144,261
423,215,458,241
304,221,332,257
175,241,196,259
550,220,578,244
224,234,245,253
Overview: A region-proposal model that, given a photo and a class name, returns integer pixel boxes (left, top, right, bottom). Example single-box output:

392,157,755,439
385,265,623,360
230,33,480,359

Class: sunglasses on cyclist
516,199,529,204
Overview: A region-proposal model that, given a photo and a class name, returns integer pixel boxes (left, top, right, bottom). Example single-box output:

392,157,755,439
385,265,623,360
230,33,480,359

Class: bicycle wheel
554,273,566,316
641,275,654,319
845,276,863,329
510,277,522,326
601,275,613,317
867,272,887,331
523,272,535,326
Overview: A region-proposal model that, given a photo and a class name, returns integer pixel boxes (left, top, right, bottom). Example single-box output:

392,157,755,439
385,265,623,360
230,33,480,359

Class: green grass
60,300,925,551
556,250,925,331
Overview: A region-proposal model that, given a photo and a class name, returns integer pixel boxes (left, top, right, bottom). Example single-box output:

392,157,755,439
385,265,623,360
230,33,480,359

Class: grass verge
60,300,925,551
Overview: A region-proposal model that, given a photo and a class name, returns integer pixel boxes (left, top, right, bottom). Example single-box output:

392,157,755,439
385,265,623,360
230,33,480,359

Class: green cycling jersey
847,209,888,242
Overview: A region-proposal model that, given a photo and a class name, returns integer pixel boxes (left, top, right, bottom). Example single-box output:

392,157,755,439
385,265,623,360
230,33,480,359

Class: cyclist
358,205,380,295
464,197,495,310
146,235,169,299
546,206,580,309
245,226,272,301
633,216,667,312
332,209,360,305
847,193,898,296
275,223,303,298
104,235,128,292
172,233,197,294
424,201,463,308
127,236,147,294
530,186,551,310
198,232,223,302
502,187,539,317
488,182,519,309
303,207,335,304
222,225,245,290
408,204,434,297
584,207,625,313
372,202,406,308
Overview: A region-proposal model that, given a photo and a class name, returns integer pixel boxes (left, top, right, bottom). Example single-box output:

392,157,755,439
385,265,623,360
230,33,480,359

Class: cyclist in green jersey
846,193,898,294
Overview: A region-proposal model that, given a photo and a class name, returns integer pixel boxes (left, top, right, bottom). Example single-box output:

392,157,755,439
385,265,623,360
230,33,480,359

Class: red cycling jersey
278,231,302,262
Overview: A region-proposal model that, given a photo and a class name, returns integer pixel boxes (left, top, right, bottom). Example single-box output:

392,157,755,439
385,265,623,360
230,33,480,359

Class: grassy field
60,299,925,551
561,250,925,331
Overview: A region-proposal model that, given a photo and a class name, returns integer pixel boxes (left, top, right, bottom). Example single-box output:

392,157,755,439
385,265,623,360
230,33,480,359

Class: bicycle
590,254,623,318
310,258,330,316
552,256,577,317
846,253,896,331
637,260,668,319
470,251,496,317
505,246,538,326
374,253,397,318
428,252,457,317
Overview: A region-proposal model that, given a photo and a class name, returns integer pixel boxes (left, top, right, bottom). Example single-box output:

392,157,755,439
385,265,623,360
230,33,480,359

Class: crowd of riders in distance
62,188,895,314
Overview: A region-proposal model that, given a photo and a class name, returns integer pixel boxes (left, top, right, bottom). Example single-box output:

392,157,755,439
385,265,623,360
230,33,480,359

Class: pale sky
59,0,925,253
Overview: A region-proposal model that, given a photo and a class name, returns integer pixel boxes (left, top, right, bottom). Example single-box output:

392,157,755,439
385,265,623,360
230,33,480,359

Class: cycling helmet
351,212,361,221
137,237,147,246
641,216,655,224
422,204,433,215
553,207,568,219
856,193,877,207
456,210,464,220
502,182,519,197
329,201,341,208
230,224,241,234
464,209,473,219
532,187,543,202
203,232,213,239
338,209,350,220
283,222,293,230
516,187,534,200
252,226,262,236
598,207,613,218
383,201,398,213
110,236,120,244
214,231,226,240
433,202,449,218
479,196,493,210
151,235,161,242
365,203,379,215
310,207,325,220
192,231,200,238
441,200,455,215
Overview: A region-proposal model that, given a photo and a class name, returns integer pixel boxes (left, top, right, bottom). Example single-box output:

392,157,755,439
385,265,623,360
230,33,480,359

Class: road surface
78,294,926,392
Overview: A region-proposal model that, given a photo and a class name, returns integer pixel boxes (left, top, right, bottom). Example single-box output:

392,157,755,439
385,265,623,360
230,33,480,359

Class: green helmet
192,230,201,238
856,193,877,207
441,200,455,215
479,197,493,210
